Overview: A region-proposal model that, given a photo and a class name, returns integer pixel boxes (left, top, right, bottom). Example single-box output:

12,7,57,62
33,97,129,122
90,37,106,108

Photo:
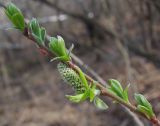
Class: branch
33,0,115,38
3,3,160,126
23,20,160,126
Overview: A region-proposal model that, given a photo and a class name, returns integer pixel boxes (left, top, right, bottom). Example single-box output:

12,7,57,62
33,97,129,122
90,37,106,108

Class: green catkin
57,62,85,94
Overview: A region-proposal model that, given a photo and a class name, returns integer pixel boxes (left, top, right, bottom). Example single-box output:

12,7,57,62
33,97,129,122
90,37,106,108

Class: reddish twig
21,25,160,126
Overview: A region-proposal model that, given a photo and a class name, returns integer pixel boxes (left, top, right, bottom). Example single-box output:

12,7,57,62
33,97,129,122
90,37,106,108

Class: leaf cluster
134,94,155,119
5,3,25,31
29,18,46,45
66,84,108,110
108,79,130,103
49,36,71,62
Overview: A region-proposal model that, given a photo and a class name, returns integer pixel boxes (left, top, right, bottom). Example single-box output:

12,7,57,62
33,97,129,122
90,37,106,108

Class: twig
2,3,160,125
22,24,160,126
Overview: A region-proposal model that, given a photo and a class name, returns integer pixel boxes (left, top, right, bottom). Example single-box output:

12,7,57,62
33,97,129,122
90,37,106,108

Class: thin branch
22,22,160,126
2,3,160,125
0,2,6,8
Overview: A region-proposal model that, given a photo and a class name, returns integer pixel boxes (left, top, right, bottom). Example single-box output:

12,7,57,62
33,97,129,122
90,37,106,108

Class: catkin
57,62,85,94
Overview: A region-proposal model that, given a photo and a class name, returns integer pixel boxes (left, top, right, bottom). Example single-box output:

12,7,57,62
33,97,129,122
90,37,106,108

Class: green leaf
89,89,95,102
7,3,19,15
57,36,67,56
66,92,88,103
134,94,152,110
108,79,123,91
107,79,130,104
29,18,46,45
32,34,43,44
108,79,123,98
81,90,90,101
94,97,108,110
134,93,155,118
66,94,84,103
49,37,60,55
89,84,100,102
30,19,39,34
137,105,153,119
5,3,25,31
122,84,130,103
29,19,36,32
40,28,46,42
76,66,89,89
49,36,70,61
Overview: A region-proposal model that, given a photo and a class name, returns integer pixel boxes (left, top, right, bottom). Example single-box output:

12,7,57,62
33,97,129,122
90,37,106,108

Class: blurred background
0,0,160,126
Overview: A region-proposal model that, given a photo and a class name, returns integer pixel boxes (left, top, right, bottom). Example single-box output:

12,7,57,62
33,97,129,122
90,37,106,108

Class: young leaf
29,18,46,45
66,93,85,103
108,79,123,91
108,79,130,103
89,83,100,102
66,89,91,103
49,36,70,61
75,65,89,89
134,94,152,110
122,84,130,103
49,37,60,55
94,97,108,110
134,93,155,118
40,28,46,42
89,85,96,102
57,36,67,56
5,3,25,31
108,79,124,99
137,105,153,119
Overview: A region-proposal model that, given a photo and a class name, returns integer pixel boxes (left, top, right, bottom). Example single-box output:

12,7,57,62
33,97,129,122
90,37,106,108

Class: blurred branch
33,0,83,18
34,0,160,69
0,2,6,8
145,2,154,52
33,0,115,39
